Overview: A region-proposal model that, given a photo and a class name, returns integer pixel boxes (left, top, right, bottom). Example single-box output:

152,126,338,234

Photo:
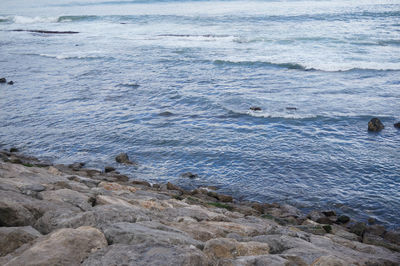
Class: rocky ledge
0,150,399,265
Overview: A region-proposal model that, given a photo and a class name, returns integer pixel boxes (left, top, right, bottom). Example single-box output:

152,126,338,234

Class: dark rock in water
115,153,135,165
322,210,336,217
307,210,324,222
316,217,334,225
0,78,6,83
286,107,297,110
249,106,262,111
130,180,151,187
9,147,19,153
69,162,85,171
336,215,350,224
368,118,384,132
7,81,14,85
217,194,233,203
104,166,116,173
180,172,198,179
349,222,367,236
166,182,182,192
394,122,400,129
368,217,376,225
158,111,174,117
366,225,386,237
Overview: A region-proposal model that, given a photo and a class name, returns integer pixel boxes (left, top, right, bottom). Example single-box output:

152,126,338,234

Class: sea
0,0,399,228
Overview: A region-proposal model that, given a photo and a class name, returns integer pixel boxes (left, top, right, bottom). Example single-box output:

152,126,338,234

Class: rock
322,210,336,217
0,78,6,83
316,217,334,225
286,107,297,110
249,106,262,111
307,210,325,222
203,238,270,260
167,182,183,192
104,166,115,173
368,118,384,132
8,81,14,85
82,243,210,266
336,215,350,224
363,233,400,252
5,226,107,266
384,230,400,245
130,180,151,187
158,111,174,117
180,172,198,179
217,194,233,203
394,122,400,129
311,255,347,265
40,188,93,211
0,226,42,256
115,152,136,165
0,200,35,227
104,222,202,249
9,147,19,153
367,217,376,225
349,222,366,237
20,184,46,199
68,162,85,171
366,224,386,237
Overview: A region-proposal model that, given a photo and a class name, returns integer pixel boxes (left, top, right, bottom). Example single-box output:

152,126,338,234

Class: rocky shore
0,149,399,265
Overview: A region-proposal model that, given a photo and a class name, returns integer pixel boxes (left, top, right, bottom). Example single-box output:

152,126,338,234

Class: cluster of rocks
368,118,400,132
0,77,14,85
0,150,399,265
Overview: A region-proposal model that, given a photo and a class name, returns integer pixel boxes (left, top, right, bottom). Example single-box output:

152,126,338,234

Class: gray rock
68,162,85,171
336,215,350,224
104,222,203,249
0,226,42,256
180,172,198,179
4,226,107,266
0,200,35,227
115,153,135,165
83,243,209,266
368,118,384,132
384,230,400,245
349,222,366,237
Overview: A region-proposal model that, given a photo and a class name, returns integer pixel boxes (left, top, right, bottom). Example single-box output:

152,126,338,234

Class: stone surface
0,226,42,256
203,238,270,260
0,77,6,83
115,153,135,164
4,226,107,266
180,172,198,179
368,118,384,132
394,122,400,129
104,166,116,173
249,106,262,111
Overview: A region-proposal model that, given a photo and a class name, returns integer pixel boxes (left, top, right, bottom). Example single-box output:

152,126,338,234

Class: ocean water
1,0,399,228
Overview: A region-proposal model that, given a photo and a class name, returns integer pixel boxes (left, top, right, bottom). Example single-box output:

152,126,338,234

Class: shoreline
0,148,399,265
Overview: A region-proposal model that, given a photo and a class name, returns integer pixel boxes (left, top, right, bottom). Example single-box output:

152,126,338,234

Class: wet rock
336,215,350,224
104,166,115,173
8,81,14,85
366,224,386,237
5,226,107,266
384,230,400,245
180,172,198,179
394,122,400,129
286,107,297,110
115,152,135,165
0,226,42,256
316,217,334,225
249,106,262,111
167,182,183,192
158,111,174,117
322,210,336,217
368,118,384,132
9,147,19,153
68,162,85,171
0,78,6,83
349,222,366,237
130,179,151,187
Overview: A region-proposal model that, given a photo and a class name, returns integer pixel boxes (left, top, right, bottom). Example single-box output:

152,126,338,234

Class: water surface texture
1,0,399,227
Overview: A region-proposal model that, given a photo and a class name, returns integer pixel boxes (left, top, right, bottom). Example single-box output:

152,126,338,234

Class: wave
213,59,400,72
38,53,105,60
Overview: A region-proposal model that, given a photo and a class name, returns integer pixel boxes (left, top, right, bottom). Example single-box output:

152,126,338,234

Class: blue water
1,0,399,228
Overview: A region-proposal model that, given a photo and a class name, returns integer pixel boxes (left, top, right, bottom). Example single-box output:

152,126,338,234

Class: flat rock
4,226,107,266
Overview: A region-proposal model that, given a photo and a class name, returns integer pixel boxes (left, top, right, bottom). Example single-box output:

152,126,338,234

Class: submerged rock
394,122,400,129
8,81,14,85
250,106,262,111
9,147,18,153
115,152,136,165
368,118,384,132
104,166,116,173
180,172,198,179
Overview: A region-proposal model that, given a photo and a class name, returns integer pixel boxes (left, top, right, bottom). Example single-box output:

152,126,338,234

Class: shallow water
1,0,399,228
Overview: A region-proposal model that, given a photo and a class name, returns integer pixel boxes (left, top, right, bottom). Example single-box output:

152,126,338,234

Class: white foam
13,16,59,24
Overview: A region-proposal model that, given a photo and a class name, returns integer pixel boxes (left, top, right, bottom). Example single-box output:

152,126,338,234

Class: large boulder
368,118,384,132
4,226,107,266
